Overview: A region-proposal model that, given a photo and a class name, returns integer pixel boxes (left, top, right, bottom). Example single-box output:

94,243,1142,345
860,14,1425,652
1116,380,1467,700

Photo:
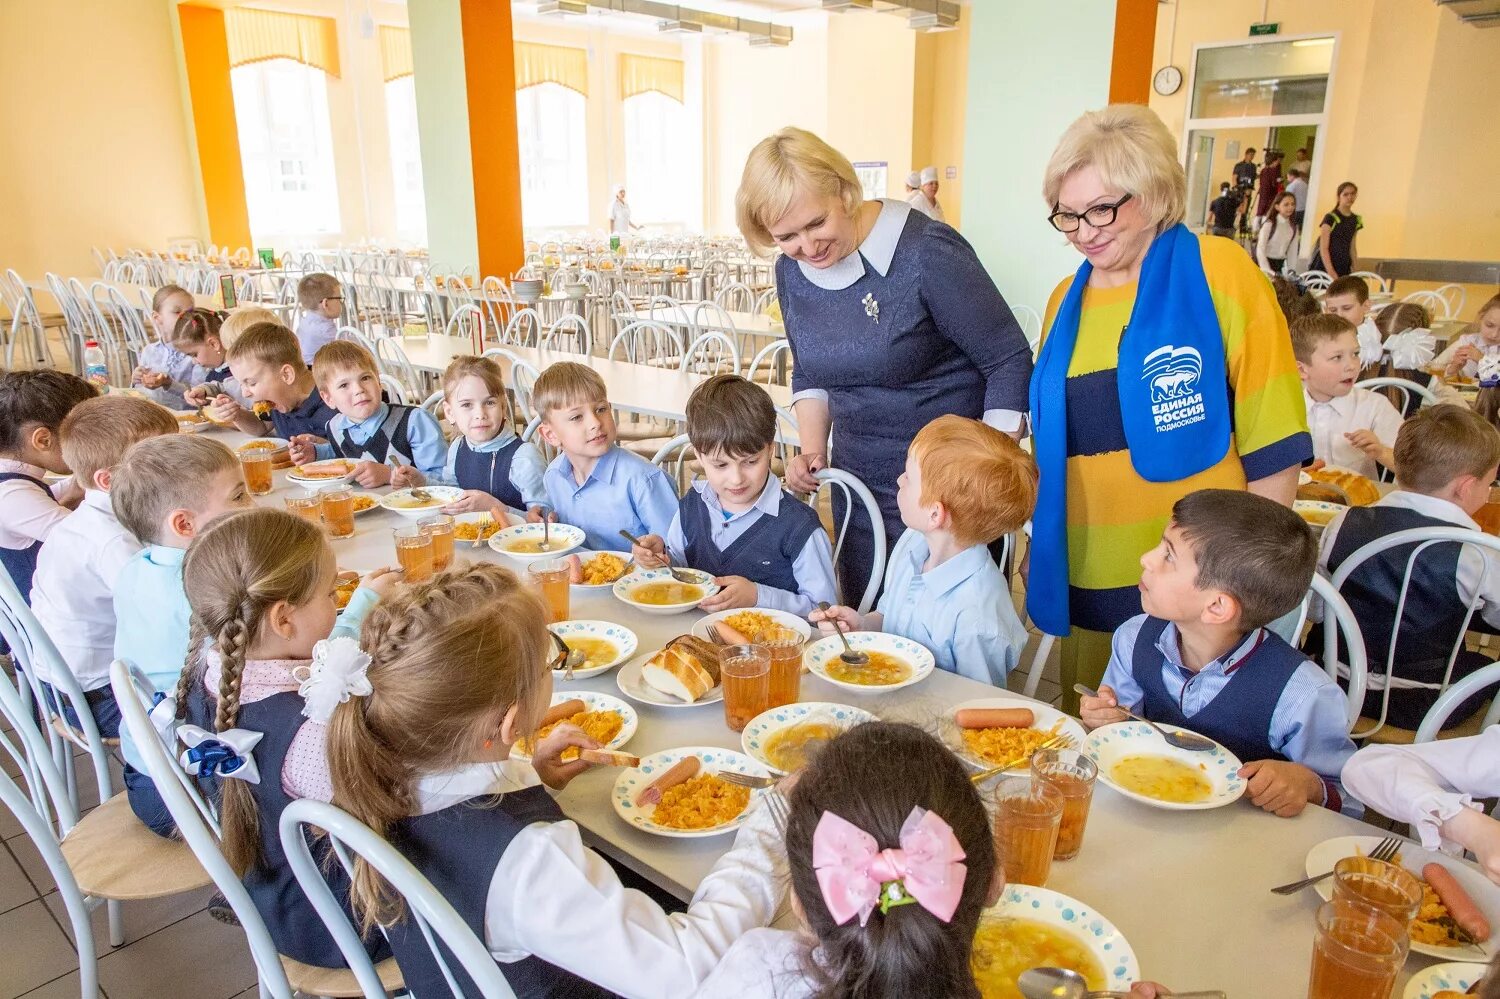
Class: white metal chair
608,320,684,368
1350,271,1389,294
509,357,543,427
680,330,740,377
714,281,755,315
1300,270,1334,292
443,302,487,345
753,287,778,316
379,374,410,406
1435,284,1468,321
747,340,793,386
650,433,694,493
1414,660,1500,746
374,336,422,403
1403,290,1450,320
541,314,591,355
420,389,445,424
1017,634,1058,701
1353,376,1440,414
1012,305,1043,352
281,798,519,999
810,468,886,615
1292,572,1371,734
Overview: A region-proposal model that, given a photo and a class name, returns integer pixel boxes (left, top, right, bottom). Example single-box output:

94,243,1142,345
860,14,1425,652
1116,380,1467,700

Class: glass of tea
284,491,322,525
1331,856,1423,925
1307,899,1409,999
527,558,571,624
760,634,803,709
721,644,770,733
238,449,273,496
418,514,455,571
392,525,434,583
320,486,356,539
992,776,1063,888
1030,748,1098,862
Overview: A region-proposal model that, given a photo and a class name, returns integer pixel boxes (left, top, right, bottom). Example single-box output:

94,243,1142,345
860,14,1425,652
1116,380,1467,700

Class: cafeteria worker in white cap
907,166,947,224
611,186,640,235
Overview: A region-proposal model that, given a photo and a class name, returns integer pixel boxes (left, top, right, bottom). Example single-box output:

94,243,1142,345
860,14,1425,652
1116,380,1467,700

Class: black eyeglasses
1048,193,1134,233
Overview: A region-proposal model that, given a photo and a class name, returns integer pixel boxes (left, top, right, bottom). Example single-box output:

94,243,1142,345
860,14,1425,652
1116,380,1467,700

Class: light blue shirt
296,312,338,365
875,528,1025,686
1102,615,1361,816
313,403,447,479
135,341,203,410
435,429,548,511
664,477,837,617
542,446,677,552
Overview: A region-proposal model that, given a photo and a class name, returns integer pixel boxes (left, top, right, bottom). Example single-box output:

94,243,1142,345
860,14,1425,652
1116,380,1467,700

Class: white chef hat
905,171,920,189
920,166,938,185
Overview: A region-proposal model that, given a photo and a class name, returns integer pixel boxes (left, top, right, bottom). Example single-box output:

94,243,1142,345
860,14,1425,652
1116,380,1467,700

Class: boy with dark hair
1322,274,1370,325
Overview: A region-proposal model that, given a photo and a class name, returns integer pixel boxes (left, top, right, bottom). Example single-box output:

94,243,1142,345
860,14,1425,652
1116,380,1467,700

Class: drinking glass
528,559,571,624
284,491,322,525
238,450,273,496
1307,899,1409,999
418,514,455,571
1031,748,1098,861
1331,856,1423,925
721,644,771,733
992,776,1063,887
392,525,434,583
761,635,804,709
320,486,355,539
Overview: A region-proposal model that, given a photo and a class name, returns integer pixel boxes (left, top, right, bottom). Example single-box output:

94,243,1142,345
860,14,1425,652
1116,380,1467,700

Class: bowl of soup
546,620,638,679
804,632,935,694
379,486,463,517
741,702,875,775
1083,721,1245,811
612,568,719,615
971,885,1139,998
487,522,585,561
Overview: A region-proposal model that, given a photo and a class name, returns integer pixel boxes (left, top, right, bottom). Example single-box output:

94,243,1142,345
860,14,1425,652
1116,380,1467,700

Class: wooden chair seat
51,716,119,749
60,793,211,900
615,418,677,442
280,954,404,997
1357,697,1494,745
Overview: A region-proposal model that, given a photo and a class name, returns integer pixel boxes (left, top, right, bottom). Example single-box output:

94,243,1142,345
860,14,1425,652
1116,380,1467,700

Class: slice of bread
580,748,640,767
642,645,715,703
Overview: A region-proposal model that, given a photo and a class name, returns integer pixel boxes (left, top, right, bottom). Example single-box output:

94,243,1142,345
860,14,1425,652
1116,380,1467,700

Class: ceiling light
822,0,876,9
657,18,703,32
908,11,957,31
536,0,589,13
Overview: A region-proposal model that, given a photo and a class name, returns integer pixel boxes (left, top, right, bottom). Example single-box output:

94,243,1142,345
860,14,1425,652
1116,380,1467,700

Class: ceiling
1435,0,1500,26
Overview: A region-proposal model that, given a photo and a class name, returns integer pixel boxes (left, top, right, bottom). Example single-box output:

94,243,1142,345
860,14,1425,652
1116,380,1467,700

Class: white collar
1303,386,1357,417
694,473,784,521
1376,490,1482,531
796,199,912,291
415,759,541,814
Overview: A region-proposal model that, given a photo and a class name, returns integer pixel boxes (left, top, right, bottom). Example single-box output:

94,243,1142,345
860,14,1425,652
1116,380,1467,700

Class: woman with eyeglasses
1029,105,1312,712
736,127,1032,605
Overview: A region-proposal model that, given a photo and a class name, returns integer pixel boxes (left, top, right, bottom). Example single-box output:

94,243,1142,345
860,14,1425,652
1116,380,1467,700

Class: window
230,58,342,238
515,83,588,229
1191,38,1334,119
384,76,427,244
623,91,688,225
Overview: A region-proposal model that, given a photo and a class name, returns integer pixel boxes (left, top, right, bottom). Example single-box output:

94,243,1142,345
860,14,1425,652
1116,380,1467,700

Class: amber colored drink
393,527,434,583
721,645,771,733
1331,857,1422,924
992,777,1063,887
1031,748,1098,862
527,559,570,623
239,450,273,496
418,515,455,571
763,636,803,709
284,492,322,525
321,487,356,539
1307,900,1407,999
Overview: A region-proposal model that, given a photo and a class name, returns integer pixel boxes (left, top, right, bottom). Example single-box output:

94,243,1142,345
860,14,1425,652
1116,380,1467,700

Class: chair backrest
747,340,792,386
509,358,543,425
1353,376,1439,414
504,307,545,347
1402,289,1450,319
1413,660,1500,744
1349,271,1389,294
1011,305,1043,351
1434,283,1467,320
380,374,410,406
1329,525,1500,739
650,434,694,493
1300,270,1333,291
680,330,740,376
608,320,684,367
541,314,591,355
110,661,294,997
1017,633,1058,701
280,798,519,999
443,303,487,345
714,281,755,314
692,300,736,335
373,336,421,401
1294,572,1370,733
753,287,778,316
810,468,886,614
419,389,446,424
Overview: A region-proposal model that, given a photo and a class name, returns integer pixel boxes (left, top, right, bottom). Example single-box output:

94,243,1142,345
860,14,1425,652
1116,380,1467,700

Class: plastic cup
1307,899,1409,999
320,486,355,539
1331,856,1423,925
1030,748,1098,861
393,525,434,583
284,491,322,525
761,635,804,709
238,450,272,496
418,514,455,571
721,644,771,733
992,776,1063,887
527,558,571,624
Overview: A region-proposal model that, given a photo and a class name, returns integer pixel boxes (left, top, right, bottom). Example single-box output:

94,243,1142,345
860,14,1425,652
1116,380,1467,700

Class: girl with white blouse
1256,192,1299,274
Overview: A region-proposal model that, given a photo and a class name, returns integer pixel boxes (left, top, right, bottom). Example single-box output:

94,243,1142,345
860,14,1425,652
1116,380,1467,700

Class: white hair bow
1355,319,1385,367
149,691,180,748
178,724,263,783
1383,328,1436,371
297,636,373,723
1479,354,1500,388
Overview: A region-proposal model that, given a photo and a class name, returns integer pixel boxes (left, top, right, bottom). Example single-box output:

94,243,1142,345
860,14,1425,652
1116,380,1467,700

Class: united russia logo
1141,344,1207,431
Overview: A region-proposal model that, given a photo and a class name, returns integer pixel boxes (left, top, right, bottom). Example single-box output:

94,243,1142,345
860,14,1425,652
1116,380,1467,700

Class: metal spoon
1073,684,1219,752
1019,967,1224,999
547,630,585,679
816,601,869,667
617,529,699,584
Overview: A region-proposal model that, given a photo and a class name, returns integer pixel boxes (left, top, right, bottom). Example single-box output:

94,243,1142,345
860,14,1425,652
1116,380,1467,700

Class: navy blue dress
776,203,1032,598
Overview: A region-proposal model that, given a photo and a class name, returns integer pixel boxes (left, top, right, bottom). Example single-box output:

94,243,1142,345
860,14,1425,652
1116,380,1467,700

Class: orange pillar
1109,0,1159,106
177,5,252,250
459,0,525,279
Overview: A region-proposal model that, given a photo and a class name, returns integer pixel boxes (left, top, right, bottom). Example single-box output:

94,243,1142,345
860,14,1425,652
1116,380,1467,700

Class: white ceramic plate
1083,721,1246,811
741,702,875,775
381,486,464,518
945,696,1088,774
804,632,935,694
615,651,724,707
510,690,637,762
172,411,212,434
611,747,768,838
568,549,636,590
487,521,585,560
973,885,1140,994
547,620,638,680
1404,962,1490,999
1294,499,1345,534
612,567,720,615
449,511,504,545
1306,834,1499,959
287,460,359,489
349,491,382,516
692,607,812,644
236,437,289,455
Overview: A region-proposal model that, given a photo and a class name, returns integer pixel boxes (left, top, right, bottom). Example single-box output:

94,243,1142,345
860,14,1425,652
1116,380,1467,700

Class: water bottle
83,340,109,388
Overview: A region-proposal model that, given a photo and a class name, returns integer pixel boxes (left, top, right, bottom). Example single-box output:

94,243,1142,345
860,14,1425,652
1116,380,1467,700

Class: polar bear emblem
1141,345,1203,403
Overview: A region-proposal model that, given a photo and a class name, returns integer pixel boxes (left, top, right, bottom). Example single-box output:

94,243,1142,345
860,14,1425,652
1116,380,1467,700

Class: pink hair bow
812,807,967,927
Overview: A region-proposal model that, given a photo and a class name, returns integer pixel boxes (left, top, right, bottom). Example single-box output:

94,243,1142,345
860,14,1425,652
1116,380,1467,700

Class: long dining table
216,423,1493,998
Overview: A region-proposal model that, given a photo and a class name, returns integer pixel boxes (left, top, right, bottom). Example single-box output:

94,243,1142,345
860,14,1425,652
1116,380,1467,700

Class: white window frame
622,90,690,227
383,76,427,246
515,82,589,230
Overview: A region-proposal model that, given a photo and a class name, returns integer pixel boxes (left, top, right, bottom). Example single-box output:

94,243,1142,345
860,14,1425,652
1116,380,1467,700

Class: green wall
409,0,479,273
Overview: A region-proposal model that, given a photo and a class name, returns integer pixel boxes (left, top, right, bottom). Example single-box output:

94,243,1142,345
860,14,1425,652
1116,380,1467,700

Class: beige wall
912,15,968,226
0,0,202,280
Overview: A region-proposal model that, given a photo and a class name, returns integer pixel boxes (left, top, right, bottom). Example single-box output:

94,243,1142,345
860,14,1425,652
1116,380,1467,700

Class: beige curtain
378,26,413,83
619,53,683,103
225,8,340,78
514,41,589,96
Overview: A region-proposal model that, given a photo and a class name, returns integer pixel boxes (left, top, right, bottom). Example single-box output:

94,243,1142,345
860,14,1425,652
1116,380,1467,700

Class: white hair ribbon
178,725,263,784
297,636,373,723
1355,319,1385,367
148,691,180,749
1383,328,1436,371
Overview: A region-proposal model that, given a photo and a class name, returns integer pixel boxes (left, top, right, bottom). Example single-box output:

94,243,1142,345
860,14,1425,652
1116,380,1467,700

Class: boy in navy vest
632,374,836,615
289,340,445,489
424,356,548,520
1314,405,1500,731
1082,489,1360,817
217,322,338,441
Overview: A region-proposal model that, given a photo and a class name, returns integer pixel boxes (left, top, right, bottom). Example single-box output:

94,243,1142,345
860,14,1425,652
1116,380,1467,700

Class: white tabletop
25,277,220,312
206,424,1478,997
620,307,782,338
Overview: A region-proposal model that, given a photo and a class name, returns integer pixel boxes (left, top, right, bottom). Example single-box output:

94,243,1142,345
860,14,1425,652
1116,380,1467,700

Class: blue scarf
1027,224,1230,636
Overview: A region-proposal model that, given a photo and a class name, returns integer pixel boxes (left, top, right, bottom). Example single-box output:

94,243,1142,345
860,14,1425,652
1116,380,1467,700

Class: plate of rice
611,747,769,839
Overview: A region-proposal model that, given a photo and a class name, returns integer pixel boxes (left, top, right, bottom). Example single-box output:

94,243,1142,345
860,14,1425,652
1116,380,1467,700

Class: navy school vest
1131,616,1303,763
679,487,821,593
0,472,49,604
454,437,526,511
385,786,617,999
335,405,415,466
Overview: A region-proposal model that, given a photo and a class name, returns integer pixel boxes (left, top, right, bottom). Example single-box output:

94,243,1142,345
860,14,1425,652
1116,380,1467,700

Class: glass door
1185,132,1216,232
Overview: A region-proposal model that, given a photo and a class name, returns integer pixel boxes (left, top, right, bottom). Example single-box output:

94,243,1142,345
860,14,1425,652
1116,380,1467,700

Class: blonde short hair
60,396,179,486
736,127,864,255
227,322,303,371
909,415,1038,547
1395,405,1500,494
219,307,281,350
297,272,341,310
533,362,607,419
111,434,239,544
1042,104,1186,232
312,341,378,391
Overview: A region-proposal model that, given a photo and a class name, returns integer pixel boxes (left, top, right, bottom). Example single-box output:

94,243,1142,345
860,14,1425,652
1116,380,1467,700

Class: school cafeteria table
619,306,783,340
24,277,220,312
215,424,1488,998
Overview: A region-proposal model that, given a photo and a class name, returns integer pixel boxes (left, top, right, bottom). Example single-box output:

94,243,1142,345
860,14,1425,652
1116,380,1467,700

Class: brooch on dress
862,293,880,325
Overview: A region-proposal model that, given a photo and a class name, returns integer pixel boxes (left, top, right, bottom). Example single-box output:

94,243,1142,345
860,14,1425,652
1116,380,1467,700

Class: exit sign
1249,21,1279,36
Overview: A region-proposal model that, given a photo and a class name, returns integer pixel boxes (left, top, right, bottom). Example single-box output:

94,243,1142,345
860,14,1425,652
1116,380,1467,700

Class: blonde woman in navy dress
735,128,1033,600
